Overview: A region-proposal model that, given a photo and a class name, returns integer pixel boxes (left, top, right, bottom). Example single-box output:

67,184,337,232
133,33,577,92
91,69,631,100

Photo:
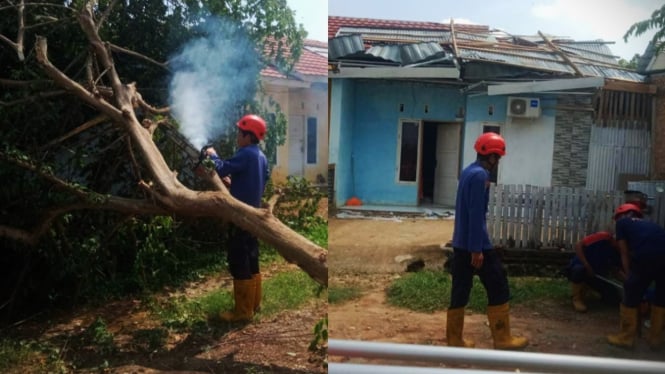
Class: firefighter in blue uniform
446,132,528,350
607,203,665,349
206,114,269,322
564,231,622,312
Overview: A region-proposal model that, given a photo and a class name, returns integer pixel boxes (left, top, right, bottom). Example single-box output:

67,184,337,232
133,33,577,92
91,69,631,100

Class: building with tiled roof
260,38,327,185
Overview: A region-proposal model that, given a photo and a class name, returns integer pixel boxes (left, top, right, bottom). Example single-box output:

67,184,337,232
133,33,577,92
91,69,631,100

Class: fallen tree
0,1,327,287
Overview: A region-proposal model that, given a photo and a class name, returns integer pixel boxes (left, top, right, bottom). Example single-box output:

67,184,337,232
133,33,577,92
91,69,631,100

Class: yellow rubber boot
220,279,256,322
446,307,475,348
648,305,665,350
252,273,262,313
487,303,529,350
571,283,587,313
607,304,638,348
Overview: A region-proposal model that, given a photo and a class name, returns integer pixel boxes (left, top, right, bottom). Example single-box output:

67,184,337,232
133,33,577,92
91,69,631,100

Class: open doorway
421,124,437,204
421,121,461,207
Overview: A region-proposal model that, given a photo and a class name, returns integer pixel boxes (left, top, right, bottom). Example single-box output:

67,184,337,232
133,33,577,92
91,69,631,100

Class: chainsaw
192,144,214,170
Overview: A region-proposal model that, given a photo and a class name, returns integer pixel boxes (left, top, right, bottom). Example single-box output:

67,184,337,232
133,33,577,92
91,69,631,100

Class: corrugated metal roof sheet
357,42,449,65
559,45,617,65
329,16,648,84
576,63,645,82
366,44,402,62
400,42,446,65
337,26,451,43
457,48,574,74
329,34,365,60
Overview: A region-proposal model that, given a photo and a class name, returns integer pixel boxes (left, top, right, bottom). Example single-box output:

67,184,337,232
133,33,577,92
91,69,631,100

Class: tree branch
41,114,109,149
109,43,170,71
0,78,52,87
0,198,170,246
135,93,170,114
0,90,68,107
35,36,124,122
96,0,119,32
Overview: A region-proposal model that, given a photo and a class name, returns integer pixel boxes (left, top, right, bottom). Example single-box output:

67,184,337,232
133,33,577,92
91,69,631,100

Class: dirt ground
5,200,331,374
328,215,665,369
8,261,327,374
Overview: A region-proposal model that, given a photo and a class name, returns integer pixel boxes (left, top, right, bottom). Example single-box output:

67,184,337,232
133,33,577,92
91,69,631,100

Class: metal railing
328,339,665,374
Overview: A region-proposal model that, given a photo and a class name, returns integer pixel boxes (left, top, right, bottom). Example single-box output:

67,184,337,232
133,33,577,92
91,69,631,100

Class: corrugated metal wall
585,88,653,191
585,126,651,191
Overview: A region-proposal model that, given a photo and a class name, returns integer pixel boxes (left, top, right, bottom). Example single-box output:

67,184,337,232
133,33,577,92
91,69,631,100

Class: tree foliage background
624,3,665,57
0,0,307,323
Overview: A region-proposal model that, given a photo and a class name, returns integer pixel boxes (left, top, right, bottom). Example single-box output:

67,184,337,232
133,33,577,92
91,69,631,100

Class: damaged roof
328,16,644,83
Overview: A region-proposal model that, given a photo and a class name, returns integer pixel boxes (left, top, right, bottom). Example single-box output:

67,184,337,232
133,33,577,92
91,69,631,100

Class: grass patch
302,218,328,248
0,339,33,372
258,218,327,265
508,277,569,305
328,286,362,304
386,271,450,312
386,271,568,313
0,339,68,374
150,270,324,329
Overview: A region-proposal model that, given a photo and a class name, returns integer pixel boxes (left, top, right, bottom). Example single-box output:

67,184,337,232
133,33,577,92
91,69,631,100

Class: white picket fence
487,184,665,249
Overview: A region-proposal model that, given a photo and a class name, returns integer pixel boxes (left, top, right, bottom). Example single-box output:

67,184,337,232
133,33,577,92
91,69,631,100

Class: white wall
462,115,555,187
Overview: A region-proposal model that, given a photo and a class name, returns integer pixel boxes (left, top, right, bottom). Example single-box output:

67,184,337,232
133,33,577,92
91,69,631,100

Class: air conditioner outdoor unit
507,97,541,118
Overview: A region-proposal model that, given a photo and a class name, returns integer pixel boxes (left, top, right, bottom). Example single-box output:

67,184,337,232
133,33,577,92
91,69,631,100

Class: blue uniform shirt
571,231,620,275
452,160,493,252
615,217,665,259
210,144,269,208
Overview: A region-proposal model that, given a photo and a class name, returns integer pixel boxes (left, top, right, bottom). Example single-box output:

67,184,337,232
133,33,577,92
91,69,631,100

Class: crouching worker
563,231,622,312
607,204,665,350
446,132,528,350
206,114,269,322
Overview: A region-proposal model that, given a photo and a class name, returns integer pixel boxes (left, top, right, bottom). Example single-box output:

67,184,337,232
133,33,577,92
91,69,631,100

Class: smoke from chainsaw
168,16,260,149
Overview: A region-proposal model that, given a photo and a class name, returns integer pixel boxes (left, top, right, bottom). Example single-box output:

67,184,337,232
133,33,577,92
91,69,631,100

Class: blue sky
323,0,662,61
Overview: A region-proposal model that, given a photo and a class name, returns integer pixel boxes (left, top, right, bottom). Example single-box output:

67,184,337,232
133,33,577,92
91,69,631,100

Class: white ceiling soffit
486,77,605,95
329,66,460,79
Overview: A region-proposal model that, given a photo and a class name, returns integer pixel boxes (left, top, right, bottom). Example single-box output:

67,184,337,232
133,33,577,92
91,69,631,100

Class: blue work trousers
623,256,665,308
564,264,621,305
449,248,510,308
227,227,260,280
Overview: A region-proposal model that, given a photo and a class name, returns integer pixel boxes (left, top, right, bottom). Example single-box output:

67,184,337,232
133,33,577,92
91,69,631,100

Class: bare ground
7,262,327,374
328,215,665,368
4,199,330,374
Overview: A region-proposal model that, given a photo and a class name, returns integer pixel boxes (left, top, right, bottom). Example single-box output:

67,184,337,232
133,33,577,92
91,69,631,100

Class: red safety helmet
474,132,506,156
237,114,267,141
613,203,643,220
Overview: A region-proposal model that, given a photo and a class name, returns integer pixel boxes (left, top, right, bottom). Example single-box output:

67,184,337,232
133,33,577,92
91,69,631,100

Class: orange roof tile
328,15,488,40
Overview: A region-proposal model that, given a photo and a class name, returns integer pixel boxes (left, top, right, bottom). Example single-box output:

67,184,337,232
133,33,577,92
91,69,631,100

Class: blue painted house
328,16,654,209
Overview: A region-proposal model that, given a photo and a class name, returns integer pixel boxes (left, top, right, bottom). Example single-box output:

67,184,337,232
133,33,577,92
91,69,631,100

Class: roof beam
486,77,605,95
329,66,460,79
538,31,583,77
603,79,657,94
